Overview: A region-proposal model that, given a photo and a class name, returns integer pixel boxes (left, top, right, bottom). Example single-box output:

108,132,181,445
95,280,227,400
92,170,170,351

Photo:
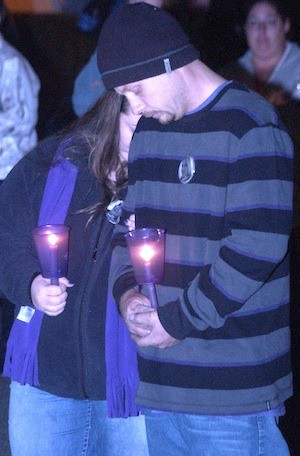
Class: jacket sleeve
0,156,43,306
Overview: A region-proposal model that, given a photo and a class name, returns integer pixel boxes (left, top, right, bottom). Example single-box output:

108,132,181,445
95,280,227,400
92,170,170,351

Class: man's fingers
129,309,155,325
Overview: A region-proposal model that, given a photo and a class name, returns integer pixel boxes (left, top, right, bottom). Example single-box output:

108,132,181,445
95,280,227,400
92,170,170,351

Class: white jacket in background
239,41,300,99
0,33,40,180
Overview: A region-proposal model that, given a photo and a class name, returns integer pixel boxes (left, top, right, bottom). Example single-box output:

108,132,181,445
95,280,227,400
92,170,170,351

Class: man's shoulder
216,82,279,124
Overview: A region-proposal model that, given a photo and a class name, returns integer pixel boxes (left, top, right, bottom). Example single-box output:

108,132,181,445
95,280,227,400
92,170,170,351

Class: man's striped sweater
111,81,294,415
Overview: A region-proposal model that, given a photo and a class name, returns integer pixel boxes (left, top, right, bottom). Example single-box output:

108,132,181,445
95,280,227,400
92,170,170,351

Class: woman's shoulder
24,135,64,169
2,135,66,190
25,133,88,168
285,41,300,63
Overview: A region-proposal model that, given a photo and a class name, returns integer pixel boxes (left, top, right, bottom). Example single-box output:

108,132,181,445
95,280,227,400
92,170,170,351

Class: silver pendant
178,156,196,184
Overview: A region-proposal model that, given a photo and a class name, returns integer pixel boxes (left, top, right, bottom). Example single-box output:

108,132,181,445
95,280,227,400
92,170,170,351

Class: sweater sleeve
159,121,294,339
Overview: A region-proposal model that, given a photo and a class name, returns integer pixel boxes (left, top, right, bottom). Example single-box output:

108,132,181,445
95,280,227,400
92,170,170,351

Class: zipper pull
92,247,97,261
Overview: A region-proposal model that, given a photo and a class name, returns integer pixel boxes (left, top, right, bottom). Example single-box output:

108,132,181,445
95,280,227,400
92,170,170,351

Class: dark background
1,0,300,140
0,1,300,454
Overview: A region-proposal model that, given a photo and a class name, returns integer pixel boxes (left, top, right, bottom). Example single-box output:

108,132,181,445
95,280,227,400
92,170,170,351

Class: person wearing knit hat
97,2,199,91
103,2,293,455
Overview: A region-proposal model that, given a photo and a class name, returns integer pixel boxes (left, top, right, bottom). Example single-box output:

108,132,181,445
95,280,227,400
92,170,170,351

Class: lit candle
47,232,59,285
31,224,70,285
125,228,166,309
139,244,155,282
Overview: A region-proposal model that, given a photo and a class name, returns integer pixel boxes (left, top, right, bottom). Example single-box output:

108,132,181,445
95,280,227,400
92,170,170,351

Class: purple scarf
3,150,78,386
105,290,141,417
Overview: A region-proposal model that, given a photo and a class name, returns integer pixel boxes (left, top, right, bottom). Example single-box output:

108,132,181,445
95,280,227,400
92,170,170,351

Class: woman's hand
31,274,74,316
125,214,135,231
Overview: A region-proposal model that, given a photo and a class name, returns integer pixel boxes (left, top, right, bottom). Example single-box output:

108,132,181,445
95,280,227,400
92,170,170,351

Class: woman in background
221,0,300,99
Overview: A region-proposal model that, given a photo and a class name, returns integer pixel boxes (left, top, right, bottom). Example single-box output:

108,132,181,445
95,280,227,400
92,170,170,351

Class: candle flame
48,233,58,247
139,244,155,262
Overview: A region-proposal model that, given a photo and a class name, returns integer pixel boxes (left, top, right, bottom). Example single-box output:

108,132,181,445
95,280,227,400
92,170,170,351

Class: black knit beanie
97,3,199,90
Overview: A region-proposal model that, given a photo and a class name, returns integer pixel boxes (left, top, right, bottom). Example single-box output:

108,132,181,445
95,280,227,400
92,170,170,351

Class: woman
219,0,300,224
231,0,300,98
0,90,146,455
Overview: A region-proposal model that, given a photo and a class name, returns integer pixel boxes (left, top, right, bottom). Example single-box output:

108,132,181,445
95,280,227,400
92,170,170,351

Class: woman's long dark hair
62,89,130,220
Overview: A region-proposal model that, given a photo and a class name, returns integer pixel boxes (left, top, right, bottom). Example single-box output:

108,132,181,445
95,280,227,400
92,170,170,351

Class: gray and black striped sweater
111,81,294,415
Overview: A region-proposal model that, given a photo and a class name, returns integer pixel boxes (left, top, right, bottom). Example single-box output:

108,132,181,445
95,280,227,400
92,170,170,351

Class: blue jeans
143,409,290,456
9,382,149,456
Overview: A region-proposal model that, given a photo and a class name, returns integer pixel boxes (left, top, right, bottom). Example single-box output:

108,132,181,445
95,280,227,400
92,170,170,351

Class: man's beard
143,111,175,124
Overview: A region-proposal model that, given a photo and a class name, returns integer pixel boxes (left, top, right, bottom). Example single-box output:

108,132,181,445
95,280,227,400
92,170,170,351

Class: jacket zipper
78,216,106,398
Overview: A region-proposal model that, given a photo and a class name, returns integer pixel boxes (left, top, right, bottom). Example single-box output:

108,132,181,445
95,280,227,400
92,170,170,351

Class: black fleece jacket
0,135,114,399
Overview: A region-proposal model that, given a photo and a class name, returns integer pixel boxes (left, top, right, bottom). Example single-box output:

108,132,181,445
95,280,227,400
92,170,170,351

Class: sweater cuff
113,272,138,305
158,299,195,340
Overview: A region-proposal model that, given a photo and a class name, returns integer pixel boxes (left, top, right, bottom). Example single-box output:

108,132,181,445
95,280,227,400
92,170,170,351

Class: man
97,3,293,454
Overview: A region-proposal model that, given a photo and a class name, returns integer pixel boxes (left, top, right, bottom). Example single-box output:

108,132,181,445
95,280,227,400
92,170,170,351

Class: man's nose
127,94,145,115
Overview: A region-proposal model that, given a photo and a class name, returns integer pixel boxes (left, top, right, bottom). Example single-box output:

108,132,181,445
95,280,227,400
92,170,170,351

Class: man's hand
119,288,154,337
130,310,180,348
31,274,74,316
119,288,180,348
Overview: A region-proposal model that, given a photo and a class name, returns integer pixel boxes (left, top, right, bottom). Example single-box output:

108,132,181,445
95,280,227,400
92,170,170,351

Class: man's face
115,71,187,125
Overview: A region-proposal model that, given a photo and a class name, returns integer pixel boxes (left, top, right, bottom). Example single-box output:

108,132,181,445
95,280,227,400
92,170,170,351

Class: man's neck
184,60,227,111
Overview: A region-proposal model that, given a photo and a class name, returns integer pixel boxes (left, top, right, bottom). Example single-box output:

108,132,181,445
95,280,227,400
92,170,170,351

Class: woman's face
245,1,290,60
119,109,141,162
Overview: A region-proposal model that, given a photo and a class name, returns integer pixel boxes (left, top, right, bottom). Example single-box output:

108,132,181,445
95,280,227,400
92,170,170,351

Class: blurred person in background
73,0,124,117
72,50,106,118
221,0,300,99
0,0,40,372
219,0,300,227
0,0,40,182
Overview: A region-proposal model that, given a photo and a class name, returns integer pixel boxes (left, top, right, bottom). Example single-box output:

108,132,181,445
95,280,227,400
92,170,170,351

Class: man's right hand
119,288,155,337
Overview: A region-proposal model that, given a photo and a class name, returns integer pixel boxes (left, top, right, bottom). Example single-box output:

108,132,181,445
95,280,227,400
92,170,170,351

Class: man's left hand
130,309,180,349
